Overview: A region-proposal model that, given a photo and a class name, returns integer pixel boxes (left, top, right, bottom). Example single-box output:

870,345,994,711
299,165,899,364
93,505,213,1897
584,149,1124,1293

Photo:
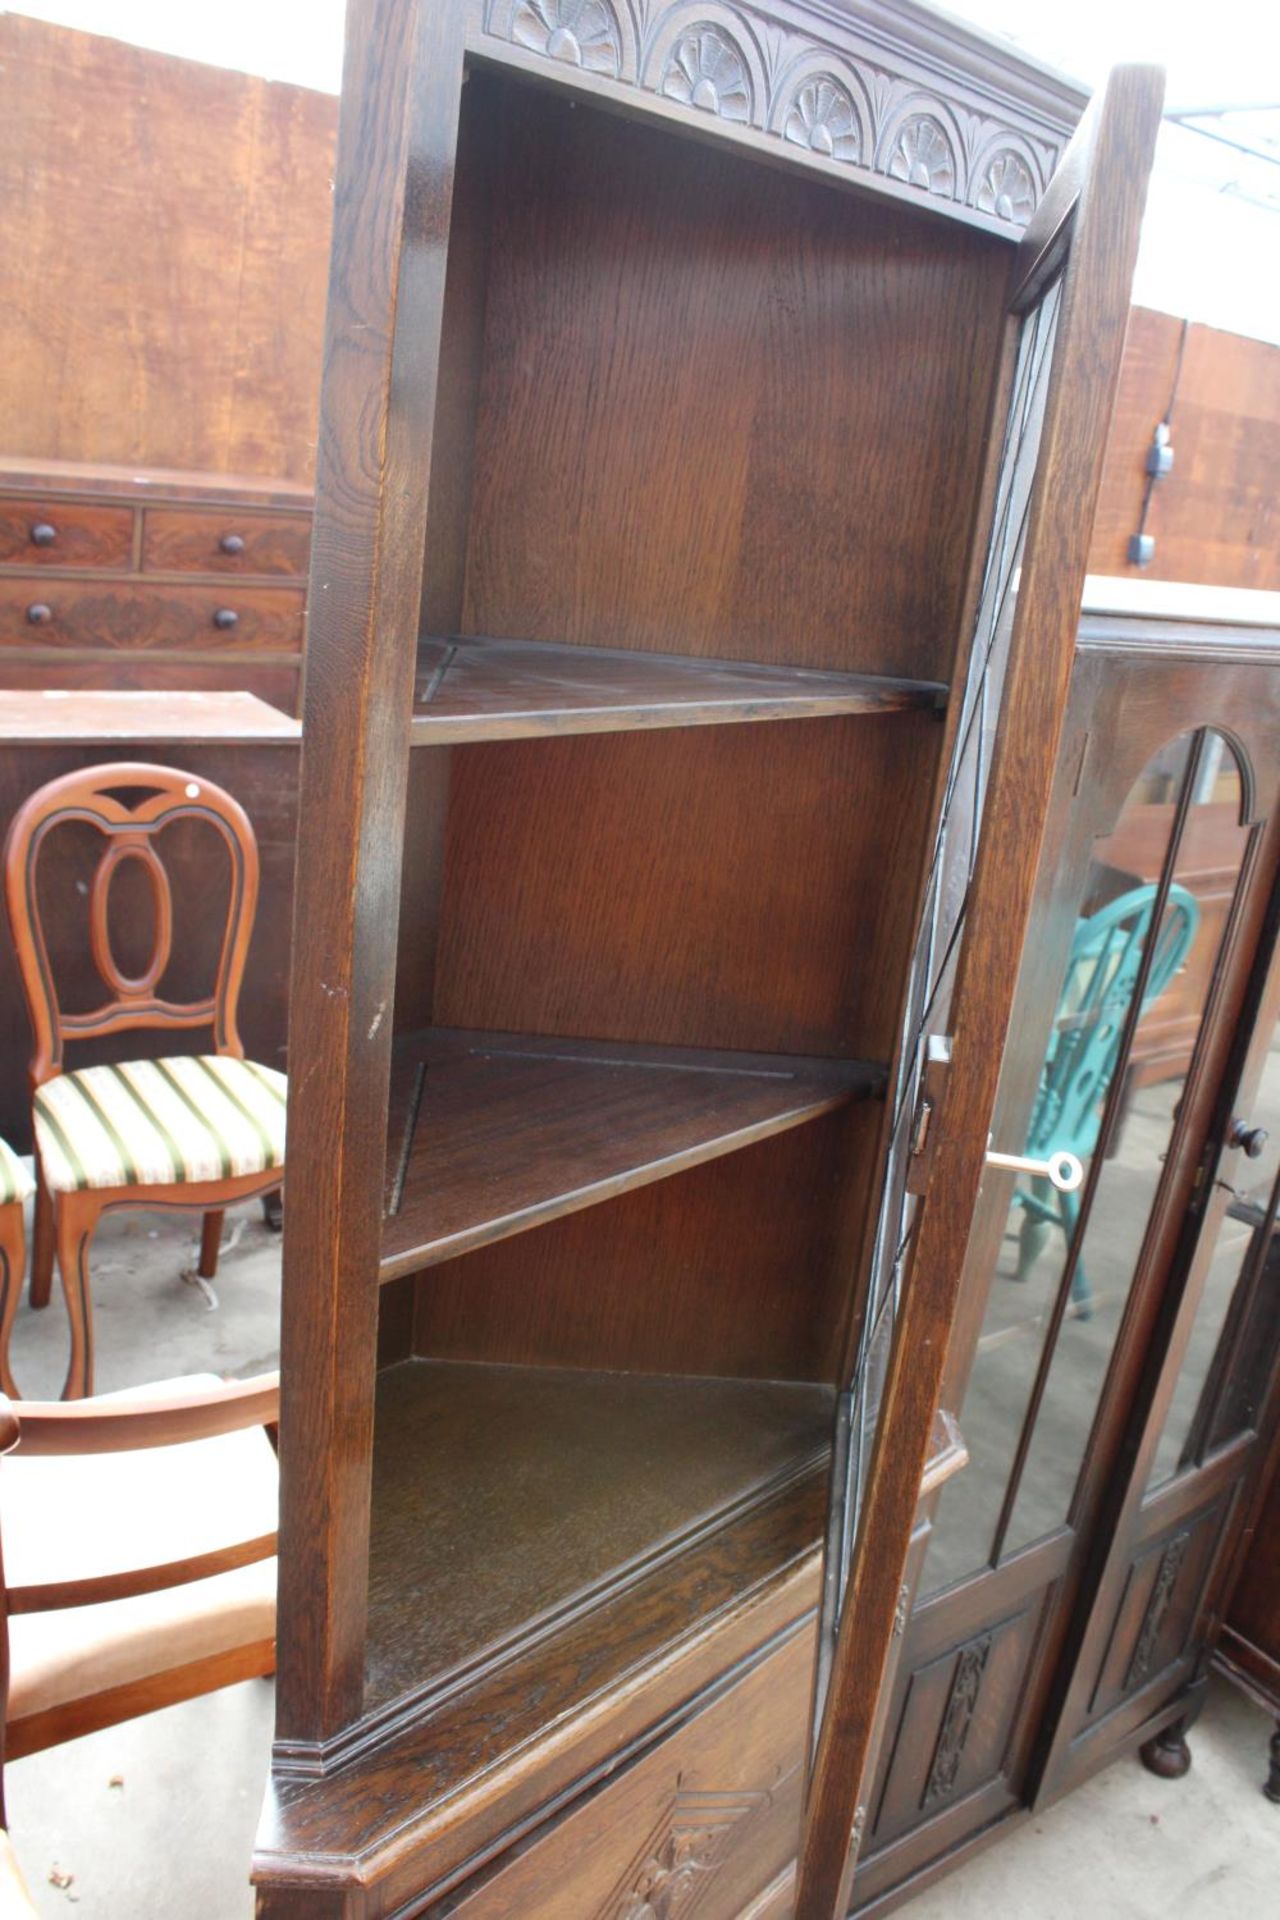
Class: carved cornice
481,0,1085,230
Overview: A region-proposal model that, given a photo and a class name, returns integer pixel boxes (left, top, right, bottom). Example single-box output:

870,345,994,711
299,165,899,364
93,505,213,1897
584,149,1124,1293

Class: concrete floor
5,1199,1280,1915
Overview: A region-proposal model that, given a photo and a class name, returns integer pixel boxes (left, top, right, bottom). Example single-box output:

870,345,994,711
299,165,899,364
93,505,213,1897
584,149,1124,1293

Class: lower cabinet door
440,1621,814,1920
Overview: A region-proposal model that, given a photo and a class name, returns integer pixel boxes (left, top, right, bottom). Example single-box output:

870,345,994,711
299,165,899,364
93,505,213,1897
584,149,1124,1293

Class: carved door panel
852,637,1280,1907
795,67,1166,1920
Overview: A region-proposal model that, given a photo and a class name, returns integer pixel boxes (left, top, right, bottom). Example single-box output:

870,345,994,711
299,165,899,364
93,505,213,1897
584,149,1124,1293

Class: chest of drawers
0,459,313,713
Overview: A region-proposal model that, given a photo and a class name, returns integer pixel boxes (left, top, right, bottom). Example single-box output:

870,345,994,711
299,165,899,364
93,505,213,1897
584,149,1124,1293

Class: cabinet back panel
432,712,939,1058
412,1103,878,1382
460,80,1007,683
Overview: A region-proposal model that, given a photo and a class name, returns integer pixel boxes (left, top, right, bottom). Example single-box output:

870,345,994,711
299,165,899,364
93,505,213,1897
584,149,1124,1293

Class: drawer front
443,1622,814,1920
0,581,304,652
0,498,134,570
141,507,310,577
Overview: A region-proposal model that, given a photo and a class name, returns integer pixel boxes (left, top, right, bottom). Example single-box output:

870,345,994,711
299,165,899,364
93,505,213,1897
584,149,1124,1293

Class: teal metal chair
1014,881,1200,1314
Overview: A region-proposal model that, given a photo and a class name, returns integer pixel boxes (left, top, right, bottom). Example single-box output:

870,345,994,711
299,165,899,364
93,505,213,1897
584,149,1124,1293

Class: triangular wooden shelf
410,636,946,746
381,1028,884,1282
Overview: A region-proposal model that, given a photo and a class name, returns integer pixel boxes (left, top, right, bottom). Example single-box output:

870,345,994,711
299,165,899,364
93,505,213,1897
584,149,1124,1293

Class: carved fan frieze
885,111,958,197
783,74,862,162
662,24,754,122
511,0,625,75
482,0,1074,229
974,146,1038,223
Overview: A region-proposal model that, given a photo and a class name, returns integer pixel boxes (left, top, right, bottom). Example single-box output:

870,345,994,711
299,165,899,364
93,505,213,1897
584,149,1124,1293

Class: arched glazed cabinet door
849,626,1280,1908
1035,634,1280,1802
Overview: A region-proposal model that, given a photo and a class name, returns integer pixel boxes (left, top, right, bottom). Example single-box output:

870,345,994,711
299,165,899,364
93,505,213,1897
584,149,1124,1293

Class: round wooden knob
213,608,239,631
219,532,246,556
30,522,57,548
26,602,53,624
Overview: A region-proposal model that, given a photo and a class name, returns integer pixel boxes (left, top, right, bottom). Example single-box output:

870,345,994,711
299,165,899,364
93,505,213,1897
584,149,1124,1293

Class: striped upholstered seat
0,1137,34,1208
34,1058,287,1197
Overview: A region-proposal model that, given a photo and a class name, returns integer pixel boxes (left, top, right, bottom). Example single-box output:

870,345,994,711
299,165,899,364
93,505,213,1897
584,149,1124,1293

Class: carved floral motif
887,113,957,196
976,149,1037,223
618,1827,722,1919
511,0,622,74
1126,1531,1190,1693
611,1789,768,1919
923,1632,990,1805
784,75,861,162
662,26,752,122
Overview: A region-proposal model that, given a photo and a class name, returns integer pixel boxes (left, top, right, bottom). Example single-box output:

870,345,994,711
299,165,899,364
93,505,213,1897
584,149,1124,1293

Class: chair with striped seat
0,1141,33,1400
3,765,286,1399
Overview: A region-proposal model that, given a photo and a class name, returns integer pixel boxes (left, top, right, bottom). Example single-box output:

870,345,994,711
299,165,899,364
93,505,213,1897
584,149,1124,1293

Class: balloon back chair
2,765,286,1399
1014,880,1200,1312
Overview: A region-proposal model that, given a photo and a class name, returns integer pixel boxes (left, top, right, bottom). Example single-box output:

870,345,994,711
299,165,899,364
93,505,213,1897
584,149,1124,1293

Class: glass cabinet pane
921,730,1252,1591
1005,734,1247,1553
1148,1006,1280,1489
921,740,1192,1592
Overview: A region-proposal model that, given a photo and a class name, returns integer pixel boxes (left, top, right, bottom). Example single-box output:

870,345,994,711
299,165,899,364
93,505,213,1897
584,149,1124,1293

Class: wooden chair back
0,1374,278,1792
3,764,261,1087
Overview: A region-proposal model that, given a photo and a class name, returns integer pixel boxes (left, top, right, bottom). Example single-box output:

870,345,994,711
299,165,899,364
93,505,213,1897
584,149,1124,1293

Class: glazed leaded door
796,64,1165,1919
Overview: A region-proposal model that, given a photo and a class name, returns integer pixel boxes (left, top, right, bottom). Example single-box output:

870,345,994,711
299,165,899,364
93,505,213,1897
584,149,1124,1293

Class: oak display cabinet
253,3,1162,1914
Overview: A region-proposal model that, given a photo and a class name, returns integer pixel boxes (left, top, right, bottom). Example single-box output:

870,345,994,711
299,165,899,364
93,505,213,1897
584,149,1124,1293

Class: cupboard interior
365,65,1011,1724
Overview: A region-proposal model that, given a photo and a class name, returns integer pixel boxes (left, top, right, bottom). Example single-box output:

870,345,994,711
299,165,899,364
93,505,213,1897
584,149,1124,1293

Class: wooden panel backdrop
1088,307,1280,590
0,15,335,482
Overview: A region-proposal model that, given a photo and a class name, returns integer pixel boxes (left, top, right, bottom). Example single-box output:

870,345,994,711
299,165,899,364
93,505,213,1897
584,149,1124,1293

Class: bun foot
1265,1721,1280,1805
1140,1720,1191,1780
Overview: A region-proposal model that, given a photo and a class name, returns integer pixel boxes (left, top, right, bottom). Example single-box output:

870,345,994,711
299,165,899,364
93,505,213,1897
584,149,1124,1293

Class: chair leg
0,1200,25,1399
199,1210,225,1281
29,1156,53,1310
1063,1189,1092,1319
54,1191,102,1401
1014,1179,1054,1281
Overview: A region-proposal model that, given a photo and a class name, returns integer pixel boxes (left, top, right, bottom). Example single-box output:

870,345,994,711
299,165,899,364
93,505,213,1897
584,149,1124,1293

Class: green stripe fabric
34,1056,287,1196
155,1059,234,1181
0,1137,34,1207
192,1056,276,1171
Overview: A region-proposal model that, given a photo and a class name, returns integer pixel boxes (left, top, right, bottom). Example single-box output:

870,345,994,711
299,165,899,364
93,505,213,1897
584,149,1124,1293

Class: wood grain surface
141,509,311,578
381,1027,879,1281
411,1101,882,1384
1089,309,1280,591
0,16,334,481
364,1358,831,1712
0,579,304,652
433,712,942,1059
0,499,132,569
412,636,945,744
461,81,1008,685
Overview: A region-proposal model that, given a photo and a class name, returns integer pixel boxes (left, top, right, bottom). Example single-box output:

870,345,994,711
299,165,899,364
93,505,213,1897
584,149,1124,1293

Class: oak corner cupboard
252,2,1162,1913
